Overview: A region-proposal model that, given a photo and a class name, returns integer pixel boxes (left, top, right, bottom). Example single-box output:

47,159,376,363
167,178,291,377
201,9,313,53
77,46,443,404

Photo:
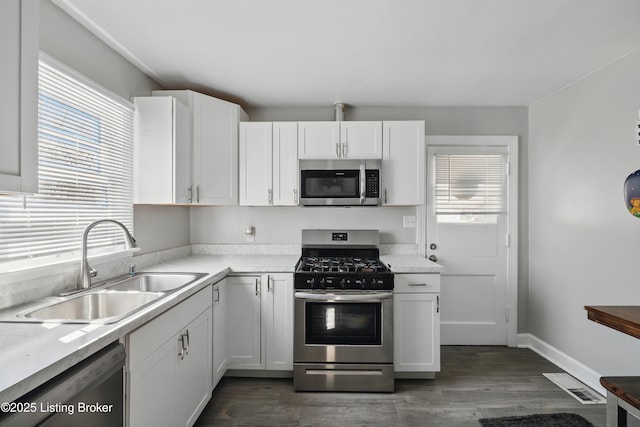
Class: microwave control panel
365,170,380,197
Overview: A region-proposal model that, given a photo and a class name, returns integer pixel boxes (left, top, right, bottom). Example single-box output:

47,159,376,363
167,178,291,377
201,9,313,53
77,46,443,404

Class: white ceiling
54,0,640,108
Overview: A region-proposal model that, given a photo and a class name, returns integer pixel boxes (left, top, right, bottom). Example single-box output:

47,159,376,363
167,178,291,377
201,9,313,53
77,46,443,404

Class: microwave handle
360,163,366,205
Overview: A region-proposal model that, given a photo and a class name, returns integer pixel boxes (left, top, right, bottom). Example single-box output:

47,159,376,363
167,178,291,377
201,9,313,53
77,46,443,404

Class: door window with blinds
0,55,134,270
433,150,507,223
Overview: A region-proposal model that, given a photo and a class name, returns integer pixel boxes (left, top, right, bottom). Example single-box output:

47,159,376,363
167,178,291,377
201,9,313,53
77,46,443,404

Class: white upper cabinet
133,96,191,204
298,121,382,159
272,122,299,206
340,121,382,159
240,122,273,206
298,122,339,159
382,121,425,206
0,0,38,194
240,122,298,206
152,90,248,205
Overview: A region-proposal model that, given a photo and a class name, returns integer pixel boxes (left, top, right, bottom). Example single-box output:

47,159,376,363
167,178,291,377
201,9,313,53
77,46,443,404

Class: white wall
529,47,640,376
40,0,190,254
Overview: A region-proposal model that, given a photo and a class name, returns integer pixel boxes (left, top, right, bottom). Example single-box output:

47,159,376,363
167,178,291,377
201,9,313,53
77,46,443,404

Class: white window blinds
434,153,506,214
0,55,134,266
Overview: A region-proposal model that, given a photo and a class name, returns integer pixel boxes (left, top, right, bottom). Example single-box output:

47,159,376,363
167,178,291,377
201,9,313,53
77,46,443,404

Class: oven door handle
294,292,393,301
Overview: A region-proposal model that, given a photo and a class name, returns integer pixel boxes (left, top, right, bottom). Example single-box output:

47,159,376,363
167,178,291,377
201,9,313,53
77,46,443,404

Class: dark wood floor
194,346,634,427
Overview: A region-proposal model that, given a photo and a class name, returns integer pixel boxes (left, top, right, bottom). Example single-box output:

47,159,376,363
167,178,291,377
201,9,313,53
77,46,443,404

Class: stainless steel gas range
293,229,394,392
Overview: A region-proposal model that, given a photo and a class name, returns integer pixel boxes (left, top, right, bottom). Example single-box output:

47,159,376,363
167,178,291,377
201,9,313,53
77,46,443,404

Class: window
434,152,506,223
0,55,134,269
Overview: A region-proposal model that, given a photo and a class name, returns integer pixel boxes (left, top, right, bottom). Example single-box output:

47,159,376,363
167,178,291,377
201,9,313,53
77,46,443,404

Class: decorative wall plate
624,170,640,217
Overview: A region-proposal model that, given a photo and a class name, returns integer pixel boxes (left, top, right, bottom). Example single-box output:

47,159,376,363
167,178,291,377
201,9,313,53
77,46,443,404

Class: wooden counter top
585,306,640,340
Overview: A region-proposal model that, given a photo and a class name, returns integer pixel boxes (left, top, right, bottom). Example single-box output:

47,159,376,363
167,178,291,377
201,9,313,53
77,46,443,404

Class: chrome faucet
79,219,137,290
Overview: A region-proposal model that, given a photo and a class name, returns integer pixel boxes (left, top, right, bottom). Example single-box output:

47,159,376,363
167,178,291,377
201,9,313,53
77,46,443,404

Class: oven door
294,291,393,364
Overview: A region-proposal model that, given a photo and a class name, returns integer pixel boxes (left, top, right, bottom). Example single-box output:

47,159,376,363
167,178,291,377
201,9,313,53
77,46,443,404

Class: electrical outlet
245,226,255,242
403,216,416,228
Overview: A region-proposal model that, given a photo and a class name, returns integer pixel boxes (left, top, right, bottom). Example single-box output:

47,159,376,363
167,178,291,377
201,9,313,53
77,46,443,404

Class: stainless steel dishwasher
0,342,125,427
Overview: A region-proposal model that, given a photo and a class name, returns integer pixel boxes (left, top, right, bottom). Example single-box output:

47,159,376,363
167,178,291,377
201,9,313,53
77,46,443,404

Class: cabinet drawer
128,285,212,368
394,274,440,293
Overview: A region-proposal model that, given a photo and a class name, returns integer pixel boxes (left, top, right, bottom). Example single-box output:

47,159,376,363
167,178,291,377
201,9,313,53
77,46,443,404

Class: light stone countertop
0,254,298,404
380,254,444,273
0,252,435,403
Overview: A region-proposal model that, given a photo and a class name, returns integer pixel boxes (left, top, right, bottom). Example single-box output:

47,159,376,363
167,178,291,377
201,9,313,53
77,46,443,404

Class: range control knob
340,279,346,289
306,278,315,288
360,279,367,289
319,278,326,289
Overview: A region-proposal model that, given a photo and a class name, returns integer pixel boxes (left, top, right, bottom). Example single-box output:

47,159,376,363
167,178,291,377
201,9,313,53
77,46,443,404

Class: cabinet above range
297,121,382,160
133,90,248,205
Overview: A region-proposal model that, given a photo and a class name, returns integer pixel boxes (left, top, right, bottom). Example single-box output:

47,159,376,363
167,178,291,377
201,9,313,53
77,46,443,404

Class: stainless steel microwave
299,160,381,206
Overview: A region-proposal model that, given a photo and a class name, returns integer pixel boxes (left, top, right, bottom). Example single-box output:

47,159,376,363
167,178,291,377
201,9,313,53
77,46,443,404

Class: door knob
428,255,438,262
429,243,437,250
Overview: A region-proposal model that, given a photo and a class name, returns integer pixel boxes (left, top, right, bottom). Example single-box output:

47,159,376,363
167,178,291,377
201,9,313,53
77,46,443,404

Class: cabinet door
0,0,38,193
175,308,212,427
340,121,382,159
174,100,192,204
129,337,175,427
272,122,298,206
133,97,191,204
393,292,440,372
239,122,273,206
212,280,228,388
382,121,425,205
263,273,294,370
298,122,340,159
192,93,240,205
226,275,263,369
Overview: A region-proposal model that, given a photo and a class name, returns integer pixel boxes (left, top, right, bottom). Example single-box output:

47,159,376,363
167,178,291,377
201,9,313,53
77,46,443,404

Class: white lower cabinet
226,273,293,371
212,279,228,387
394,273,441,373
126,286,213,427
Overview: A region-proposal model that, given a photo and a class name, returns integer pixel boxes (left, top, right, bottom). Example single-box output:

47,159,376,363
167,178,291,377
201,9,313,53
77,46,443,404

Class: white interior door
425,136,517,345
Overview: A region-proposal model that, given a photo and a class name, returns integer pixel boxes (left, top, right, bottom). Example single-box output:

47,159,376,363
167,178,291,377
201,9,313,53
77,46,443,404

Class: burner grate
298,256,388,273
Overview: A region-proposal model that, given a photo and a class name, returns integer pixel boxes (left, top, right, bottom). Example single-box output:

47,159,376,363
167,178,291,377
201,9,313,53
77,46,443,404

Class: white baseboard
517,333,606,397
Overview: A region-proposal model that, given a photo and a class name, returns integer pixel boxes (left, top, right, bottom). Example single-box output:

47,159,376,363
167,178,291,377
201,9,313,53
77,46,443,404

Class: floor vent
543,373,606,405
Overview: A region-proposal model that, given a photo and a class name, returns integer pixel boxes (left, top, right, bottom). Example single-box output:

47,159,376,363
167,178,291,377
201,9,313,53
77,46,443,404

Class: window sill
0,247,141,286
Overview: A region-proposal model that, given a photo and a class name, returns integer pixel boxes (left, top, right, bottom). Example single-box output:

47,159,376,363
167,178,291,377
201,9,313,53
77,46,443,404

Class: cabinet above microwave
298,121,382,160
